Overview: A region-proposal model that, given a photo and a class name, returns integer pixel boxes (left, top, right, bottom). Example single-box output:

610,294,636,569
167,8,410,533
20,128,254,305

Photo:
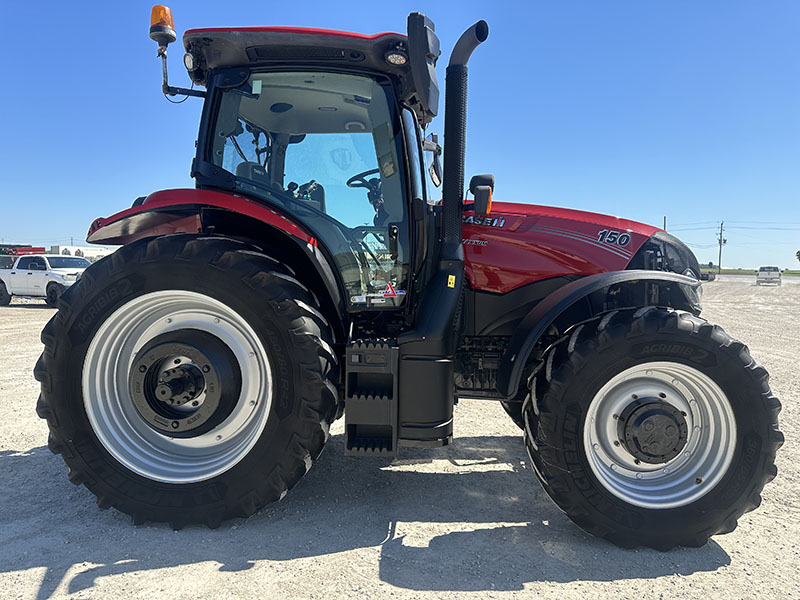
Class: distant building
49,245,116,262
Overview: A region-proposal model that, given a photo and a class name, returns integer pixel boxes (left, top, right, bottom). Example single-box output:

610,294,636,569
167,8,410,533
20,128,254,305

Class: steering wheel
346,168,382,194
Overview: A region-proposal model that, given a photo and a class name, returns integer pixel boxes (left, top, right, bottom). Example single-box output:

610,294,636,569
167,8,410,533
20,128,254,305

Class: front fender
496,270,702,399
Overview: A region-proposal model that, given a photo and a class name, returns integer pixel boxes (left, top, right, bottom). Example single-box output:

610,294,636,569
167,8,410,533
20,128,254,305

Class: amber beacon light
150,5,177,47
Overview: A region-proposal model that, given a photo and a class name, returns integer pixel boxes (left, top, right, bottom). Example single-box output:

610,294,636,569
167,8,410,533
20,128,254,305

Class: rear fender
87,189,316,246
496,270,702,399
86,189,347,340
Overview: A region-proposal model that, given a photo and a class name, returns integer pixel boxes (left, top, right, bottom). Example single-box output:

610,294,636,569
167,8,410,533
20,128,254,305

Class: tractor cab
182,22,445,312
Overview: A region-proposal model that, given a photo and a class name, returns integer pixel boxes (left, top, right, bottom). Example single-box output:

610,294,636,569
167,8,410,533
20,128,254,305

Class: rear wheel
35,234,339,528
0,281,10,305
524,307,783,549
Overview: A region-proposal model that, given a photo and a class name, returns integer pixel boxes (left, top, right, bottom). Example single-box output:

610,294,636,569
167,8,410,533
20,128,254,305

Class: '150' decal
597,230,631,246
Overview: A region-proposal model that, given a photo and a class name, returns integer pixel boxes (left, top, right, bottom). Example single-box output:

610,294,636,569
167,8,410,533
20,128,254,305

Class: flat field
1,275,797,599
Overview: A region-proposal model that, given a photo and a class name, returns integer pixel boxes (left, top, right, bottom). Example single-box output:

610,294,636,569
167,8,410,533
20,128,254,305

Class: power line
669,226,719,232
727,226,800,231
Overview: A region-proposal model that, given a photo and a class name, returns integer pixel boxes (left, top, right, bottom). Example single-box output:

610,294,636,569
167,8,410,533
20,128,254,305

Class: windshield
208,71,409,309
47,257,91,269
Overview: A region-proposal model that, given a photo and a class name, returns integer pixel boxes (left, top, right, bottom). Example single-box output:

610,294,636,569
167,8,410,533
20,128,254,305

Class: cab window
211,72,409,309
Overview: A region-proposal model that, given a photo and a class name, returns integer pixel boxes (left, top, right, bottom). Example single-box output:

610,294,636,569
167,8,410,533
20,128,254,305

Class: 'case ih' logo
463,215,506,228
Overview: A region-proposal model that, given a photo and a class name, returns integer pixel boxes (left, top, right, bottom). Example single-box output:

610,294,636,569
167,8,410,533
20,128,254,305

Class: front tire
35,234,339,528
523,307,783,549
0,281,10,306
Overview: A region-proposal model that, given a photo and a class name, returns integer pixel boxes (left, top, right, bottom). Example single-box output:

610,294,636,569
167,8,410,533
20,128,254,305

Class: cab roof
182,27,410,85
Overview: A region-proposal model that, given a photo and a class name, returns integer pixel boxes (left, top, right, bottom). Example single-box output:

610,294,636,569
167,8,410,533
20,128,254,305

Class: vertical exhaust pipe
441,20,489,258
396,19,488,451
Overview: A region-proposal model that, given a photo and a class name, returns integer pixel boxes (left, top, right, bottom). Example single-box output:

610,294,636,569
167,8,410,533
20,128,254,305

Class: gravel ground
1,275,797,600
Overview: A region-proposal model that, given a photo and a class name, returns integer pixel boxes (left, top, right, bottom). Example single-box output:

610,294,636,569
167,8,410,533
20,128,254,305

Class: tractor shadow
0,435,730,598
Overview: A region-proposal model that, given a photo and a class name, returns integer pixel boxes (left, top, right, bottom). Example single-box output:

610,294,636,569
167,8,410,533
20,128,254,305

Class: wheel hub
155,363,205,407
129,329,241,438
617,398,688,464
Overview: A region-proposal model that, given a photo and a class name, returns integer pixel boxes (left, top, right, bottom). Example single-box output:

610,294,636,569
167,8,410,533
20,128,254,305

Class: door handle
28,273,33,276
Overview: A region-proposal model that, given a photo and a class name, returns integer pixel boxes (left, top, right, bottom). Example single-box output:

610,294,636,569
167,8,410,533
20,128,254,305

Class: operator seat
236,162,272,193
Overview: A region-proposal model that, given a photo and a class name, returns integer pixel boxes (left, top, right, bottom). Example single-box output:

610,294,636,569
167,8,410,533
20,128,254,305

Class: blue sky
1,1,798,268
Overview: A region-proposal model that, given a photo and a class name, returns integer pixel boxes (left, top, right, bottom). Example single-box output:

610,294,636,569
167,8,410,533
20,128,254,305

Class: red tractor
36,6,782,550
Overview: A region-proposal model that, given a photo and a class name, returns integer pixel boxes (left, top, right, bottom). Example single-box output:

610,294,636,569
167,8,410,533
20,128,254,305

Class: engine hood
462,201,663,294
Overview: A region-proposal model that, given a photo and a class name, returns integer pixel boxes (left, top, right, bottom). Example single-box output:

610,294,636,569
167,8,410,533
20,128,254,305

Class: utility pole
70,236,74,246
663,216,667,231
717,222,726,275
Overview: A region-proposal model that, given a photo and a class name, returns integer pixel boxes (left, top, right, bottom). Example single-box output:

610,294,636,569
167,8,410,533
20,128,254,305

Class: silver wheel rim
583,361,736,509
83,290,272,484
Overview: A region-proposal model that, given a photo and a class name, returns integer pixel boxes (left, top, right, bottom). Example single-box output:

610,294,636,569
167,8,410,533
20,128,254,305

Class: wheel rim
83,290,272,484
583,361,736,509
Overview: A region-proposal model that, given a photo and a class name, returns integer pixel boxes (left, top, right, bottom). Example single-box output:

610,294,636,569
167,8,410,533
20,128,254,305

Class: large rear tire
523,307,783,549
0,281,10,306
35,234,340,528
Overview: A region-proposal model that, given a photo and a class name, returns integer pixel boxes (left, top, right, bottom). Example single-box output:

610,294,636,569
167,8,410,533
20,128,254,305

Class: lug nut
695,478,703,484
138,365,147,373
202,365,210,373
613,440,621,447
171,421,179,429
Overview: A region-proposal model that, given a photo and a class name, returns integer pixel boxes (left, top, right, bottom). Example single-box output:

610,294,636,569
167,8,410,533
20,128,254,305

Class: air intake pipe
440,20,489,259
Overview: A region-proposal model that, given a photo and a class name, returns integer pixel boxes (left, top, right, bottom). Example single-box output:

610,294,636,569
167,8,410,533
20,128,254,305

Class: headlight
63,274,78,281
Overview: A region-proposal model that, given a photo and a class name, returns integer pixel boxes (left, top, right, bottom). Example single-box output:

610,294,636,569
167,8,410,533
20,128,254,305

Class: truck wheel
46,283,65,307
0,281,10,305
523,307,783,550
35,234,339,528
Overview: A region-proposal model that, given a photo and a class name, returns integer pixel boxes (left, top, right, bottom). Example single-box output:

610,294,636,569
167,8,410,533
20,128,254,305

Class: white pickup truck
756,266,782,286
0,255,90,306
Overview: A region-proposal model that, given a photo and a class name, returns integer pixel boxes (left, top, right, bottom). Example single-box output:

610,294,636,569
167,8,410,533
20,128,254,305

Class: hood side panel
463,202,660,294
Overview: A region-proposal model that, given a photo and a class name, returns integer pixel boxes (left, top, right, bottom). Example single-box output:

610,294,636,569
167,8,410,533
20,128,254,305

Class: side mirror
407,13,441,126
469,174,495,216
423,133,443,188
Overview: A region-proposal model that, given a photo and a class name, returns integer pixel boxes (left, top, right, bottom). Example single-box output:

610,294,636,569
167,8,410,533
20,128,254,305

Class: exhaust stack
441,20,489,257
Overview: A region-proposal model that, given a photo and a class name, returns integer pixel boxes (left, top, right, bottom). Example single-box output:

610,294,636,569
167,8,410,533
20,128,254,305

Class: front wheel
35,234,339,528
523,307,783,550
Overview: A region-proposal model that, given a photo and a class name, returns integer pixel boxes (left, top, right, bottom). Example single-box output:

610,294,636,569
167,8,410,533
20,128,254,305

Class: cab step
344,339,399,457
